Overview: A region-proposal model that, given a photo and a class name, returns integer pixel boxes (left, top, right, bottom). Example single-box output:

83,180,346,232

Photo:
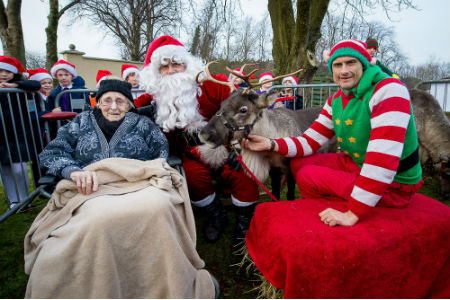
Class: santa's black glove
227,150,242,172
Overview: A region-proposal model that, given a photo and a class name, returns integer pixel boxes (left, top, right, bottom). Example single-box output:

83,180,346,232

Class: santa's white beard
140,68,205,133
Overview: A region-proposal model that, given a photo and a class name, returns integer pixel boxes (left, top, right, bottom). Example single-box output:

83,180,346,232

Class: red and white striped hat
121,64,140,80
27,68,52,82
50,60,77,78
323,39,376,71
0,56,26,74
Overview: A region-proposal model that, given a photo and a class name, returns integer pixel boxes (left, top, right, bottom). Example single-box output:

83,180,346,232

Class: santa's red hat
282,76,298,85
50,60,77,78
96,70,112,88
27,68,52,82
259,72,274,83
0,56,26,74
121,64,140,80
143,35,185,68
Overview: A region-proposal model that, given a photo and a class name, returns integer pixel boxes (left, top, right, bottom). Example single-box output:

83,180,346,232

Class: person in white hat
139,35,260,244
47,60,89,113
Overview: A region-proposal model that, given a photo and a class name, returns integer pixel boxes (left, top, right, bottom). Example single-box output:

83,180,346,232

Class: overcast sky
3,0,449,66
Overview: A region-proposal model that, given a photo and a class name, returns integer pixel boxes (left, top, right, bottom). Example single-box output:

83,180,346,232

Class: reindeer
410,88,450,199
196,62,334,200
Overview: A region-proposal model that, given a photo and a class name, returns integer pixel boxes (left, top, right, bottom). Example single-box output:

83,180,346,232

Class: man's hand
241,134,275,152
52,107,62,112
0,82,18,88
70,170,98,195
319,208,359,227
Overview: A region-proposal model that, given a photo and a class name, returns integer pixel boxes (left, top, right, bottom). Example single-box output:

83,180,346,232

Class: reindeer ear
255,90,278,109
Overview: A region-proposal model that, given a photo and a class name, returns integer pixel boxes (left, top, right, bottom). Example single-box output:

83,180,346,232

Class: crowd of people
0,35,421,298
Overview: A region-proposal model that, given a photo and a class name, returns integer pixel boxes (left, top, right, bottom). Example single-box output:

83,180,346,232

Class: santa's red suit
135,78,260,205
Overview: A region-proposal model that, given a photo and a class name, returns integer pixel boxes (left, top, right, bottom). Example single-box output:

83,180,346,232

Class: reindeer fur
198,90,324,192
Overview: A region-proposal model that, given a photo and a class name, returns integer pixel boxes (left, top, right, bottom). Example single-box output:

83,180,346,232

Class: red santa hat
50,60,77,78
27,68,52,82
121,64,140,80
259,72,274,83
96,70,112,88
282,76,298,85
143,35,186,68
0,55,26,74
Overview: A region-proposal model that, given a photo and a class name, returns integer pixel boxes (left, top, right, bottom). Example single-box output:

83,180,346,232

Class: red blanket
246,194,450,298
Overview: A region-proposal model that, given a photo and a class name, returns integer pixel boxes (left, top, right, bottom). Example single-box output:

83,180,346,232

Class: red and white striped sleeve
349,78,412,216
273,95,336,157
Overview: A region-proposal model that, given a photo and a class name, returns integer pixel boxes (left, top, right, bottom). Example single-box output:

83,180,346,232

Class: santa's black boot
234,203,257,245
203,196,227,243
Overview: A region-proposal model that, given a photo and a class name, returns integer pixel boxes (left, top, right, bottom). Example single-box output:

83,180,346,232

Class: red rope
236,154,279,202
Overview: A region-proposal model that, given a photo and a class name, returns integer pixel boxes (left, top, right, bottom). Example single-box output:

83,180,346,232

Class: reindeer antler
227,65,304,94
196,61,236,92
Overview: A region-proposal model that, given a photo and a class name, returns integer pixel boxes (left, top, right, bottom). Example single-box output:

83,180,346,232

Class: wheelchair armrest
38,175,59,186
167,155,182,168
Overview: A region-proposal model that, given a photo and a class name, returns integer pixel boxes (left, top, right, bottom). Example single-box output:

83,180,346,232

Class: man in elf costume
138,35,260,242
242,39,422,227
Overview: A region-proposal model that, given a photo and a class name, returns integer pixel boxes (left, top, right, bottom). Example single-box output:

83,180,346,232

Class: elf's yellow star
345,119,353,125
337,137,343,142
335,118,340,125
348,136,356,143
354,153,360,158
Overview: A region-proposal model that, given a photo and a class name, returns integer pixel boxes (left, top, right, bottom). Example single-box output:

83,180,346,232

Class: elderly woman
24,79,218,298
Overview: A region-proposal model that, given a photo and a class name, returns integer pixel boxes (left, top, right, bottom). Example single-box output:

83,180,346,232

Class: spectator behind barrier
46,60,90,113
0,56,41,210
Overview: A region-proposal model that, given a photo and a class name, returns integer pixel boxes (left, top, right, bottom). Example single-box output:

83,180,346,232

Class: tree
45,0,81,70
0,0,26,65
267,0,417,83
72,0,182,61
26,51,46,69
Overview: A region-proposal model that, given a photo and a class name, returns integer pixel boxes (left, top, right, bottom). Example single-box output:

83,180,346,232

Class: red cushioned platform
41,112,78,120
246,194,450,298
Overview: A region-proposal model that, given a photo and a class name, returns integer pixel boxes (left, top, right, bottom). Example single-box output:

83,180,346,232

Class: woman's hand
319,208,359,227
70,170,98,195
0,82,18,88
241,134,276,152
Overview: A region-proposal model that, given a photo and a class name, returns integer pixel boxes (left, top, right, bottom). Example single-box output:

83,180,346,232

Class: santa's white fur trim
259,75,274,83
0,62,18,74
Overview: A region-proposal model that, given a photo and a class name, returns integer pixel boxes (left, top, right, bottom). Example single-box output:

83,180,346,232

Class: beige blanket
24,158,214,298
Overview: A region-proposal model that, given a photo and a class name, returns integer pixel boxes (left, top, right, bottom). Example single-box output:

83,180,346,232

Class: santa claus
139,35,259,243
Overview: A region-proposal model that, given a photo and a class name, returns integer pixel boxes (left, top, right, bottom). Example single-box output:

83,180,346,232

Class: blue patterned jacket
39,110,169,179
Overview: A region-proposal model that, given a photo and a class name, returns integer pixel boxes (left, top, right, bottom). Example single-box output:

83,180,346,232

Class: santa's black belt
397,147,419,173
176,129,203,148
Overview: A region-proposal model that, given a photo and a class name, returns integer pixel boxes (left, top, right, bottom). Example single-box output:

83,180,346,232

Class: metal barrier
0,88,52,221
270,83,338,108
414,79,450,112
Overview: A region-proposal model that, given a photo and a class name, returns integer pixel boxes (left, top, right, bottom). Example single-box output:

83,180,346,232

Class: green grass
0,177,448,298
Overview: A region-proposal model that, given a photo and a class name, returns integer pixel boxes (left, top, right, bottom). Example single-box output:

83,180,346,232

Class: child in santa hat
256,72,274,95
27,68,55,111
47,60,90,113
121,64,145,99
0,56,42,210
228,68,248,89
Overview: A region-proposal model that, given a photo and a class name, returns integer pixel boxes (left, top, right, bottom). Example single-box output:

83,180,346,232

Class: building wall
61,47,144,89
